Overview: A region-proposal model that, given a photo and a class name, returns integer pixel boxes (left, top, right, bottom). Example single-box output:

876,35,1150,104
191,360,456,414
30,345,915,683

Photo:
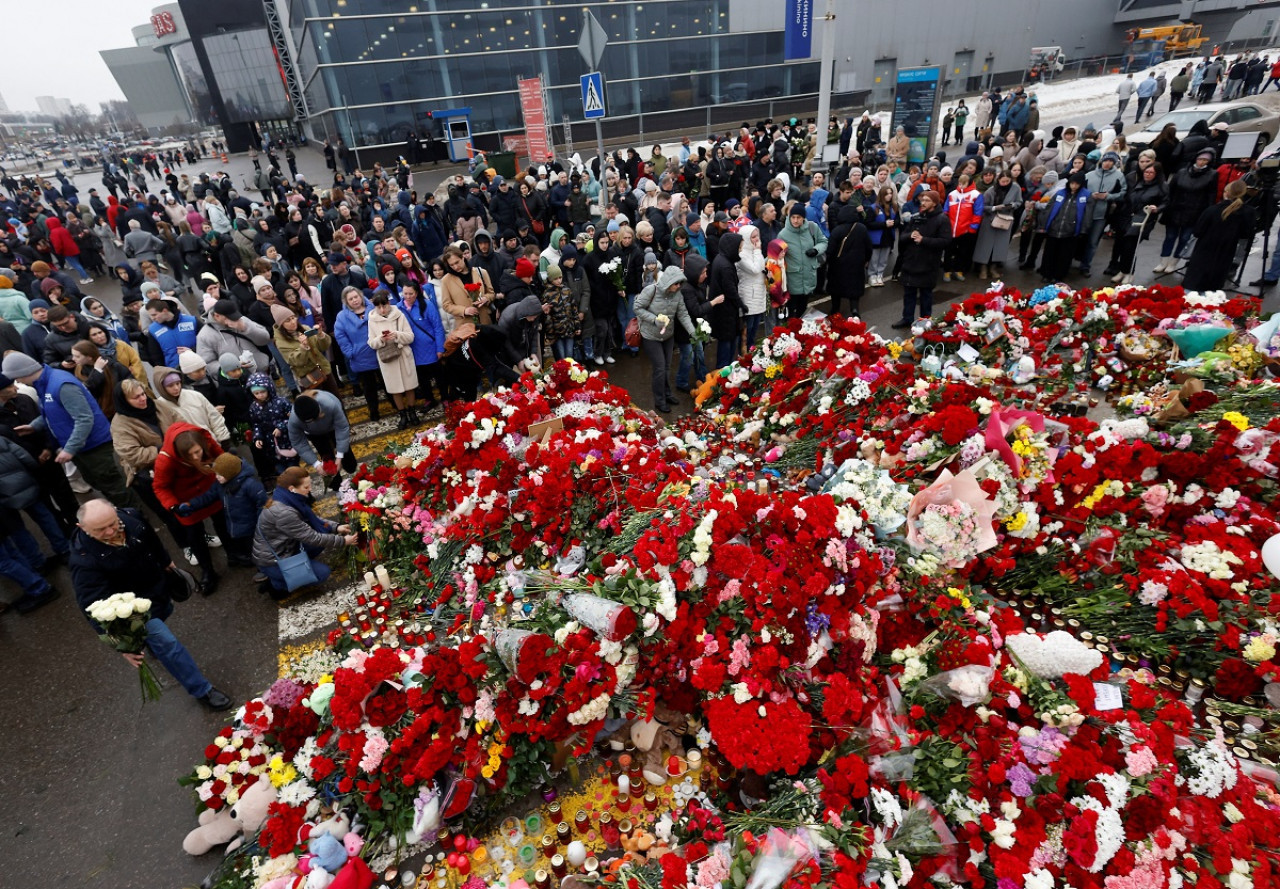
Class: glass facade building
287,0,819,150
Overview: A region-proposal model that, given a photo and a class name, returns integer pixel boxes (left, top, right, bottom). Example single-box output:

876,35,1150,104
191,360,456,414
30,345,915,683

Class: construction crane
1124,23,1209,69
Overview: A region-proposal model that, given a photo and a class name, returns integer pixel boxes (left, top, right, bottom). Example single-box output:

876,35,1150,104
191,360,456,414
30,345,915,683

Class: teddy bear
629,703,689,786
303,682,335,717
183,779,277,855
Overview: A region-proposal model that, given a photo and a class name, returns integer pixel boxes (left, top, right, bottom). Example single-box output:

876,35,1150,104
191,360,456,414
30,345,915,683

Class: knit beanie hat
270,304,296,326
178,351,206,375
212,453,243,480
643,249,658,266
545,264,563,281
515,257,537,279
293,394,320,421
1,352,41,379
218,354,241,375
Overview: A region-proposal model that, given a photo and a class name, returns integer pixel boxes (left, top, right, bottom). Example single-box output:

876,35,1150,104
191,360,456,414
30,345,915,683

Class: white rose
114,602,135,620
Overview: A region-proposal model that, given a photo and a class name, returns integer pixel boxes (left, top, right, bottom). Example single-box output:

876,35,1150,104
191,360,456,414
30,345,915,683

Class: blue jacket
1136,76,1159,98
189,463,268,538
333,300,380,373
806,188,831,236
1004,99,1031,133
394,190,415,231
687,228,707,257
33,366,112,454
412,206,448,261
395,293,447,366
1043,190,1090,237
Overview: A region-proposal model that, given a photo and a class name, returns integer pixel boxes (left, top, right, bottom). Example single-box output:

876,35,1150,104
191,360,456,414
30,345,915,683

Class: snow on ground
931,44,1280,146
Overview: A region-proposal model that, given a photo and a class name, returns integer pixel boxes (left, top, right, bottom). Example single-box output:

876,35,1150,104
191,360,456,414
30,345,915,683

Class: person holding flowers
634,265,695,413
69,499,231,710
251,466,356,600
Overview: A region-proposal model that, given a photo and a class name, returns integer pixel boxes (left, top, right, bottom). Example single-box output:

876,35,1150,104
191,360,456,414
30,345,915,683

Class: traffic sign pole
578,10,609,177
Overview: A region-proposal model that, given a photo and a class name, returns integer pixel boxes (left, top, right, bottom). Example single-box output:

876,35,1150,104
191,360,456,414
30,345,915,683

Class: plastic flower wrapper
867,795,960,889
912,663,995,707
905,468,998,569
733,827,819,889
1164,322,1233,358
822,458,912,537
86,592,162,703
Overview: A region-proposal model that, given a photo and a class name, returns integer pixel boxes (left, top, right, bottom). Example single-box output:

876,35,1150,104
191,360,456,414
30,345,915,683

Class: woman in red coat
45,217,93,284
153,422,229,595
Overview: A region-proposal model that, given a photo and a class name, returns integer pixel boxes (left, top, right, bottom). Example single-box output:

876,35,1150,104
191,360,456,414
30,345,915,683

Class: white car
1129,101,1279,158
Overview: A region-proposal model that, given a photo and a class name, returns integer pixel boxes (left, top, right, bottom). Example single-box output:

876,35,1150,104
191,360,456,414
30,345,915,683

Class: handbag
165,565,197,602
521,197,546,234
256,531,320,592
299,367,328,389
624,317,641,349
991,212,1015,231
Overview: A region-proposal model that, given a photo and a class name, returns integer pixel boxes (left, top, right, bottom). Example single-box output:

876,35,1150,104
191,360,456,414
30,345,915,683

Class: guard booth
432,108,473,163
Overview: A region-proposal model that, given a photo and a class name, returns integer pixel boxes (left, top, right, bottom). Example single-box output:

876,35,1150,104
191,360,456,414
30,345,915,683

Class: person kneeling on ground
251,466,357,601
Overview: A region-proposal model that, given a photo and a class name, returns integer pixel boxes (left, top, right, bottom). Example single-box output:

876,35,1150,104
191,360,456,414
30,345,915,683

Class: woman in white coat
367,292,419,429
735,224,768,352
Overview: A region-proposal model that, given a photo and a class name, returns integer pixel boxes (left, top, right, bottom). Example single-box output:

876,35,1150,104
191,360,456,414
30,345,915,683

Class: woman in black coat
1170,119,1213,172
891,191,952,329
583,232,620,364
1105,163,1168,283
1156,150,1218,273
708,231,744,368
827,204,873,318
1183,180,1256,291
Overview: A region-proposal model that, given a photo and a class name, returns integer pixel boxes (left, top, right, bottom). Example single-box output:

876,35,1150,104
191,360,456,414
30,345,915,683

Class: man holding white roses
69,499,232,711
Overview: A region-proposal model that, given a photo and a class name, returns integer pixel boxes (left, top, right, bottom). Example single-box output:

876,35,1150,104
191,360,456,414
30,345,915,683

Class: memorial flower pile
186,284,1280,889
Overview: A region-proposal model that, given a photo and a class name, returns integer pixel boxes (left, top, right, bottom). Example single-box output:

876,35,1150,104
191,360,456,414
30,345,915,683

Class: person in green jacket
776,206,828,320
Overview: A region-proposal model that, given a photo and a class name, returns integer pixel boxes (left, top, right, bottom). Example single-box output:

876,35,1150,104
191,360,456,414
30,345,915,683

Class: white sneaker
605,356,616,364
1154,258,1171,273
206,534,222,548
79,277,93,285
594,356,604,366
183,548,199,566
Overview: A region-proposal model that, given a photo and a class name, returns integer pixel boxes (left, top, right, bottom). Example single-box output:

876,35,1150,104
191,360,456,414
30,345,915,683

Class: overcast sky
5,0,171,111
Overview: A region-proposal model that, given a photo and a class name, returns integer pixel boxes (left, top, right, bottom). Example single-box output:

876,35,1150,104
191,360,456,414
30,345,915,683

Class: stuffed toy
306,832,348,874
630,703,688,785
183,779,277,855
303,682,335,717
311,809,351,840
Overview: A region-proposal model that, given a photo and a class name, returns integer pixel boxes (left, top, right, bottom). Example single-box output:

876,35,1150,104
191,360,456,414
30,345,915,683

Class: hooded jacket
151,366,230,443
151,421,224,525
735,225,768,315
46,217,80,259
333,297,381,373
805,188,831,235
707,231,744,341
634,265,694,343
677,253,711,347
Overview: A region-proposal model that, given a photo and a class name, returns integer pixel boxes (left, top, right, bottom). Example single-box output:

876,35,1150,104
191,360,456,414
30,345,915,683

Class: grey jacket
287,389,350,466
634,266,695,342
1084,165,1126,222
195,317,272,374
123,229,166,263
251,500,345,566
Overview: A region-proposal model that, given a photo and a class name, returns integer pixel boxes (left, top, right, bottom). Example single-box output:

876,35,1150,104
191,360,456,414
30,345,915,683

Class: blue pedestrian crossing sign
581,72,606,120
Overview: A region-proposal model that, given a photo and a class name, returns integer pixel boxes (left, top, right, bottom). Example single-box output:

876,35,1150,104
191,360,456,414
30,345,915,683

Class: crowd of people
0,58,1276,702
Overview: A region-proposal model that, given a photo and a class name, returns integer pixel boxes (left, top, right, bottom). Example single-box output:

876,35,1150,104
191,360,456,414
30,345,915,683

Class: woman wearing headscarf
827,204,873,318
735,224,768,350
111,377,186,543
252,466,356,600
80,296,129,341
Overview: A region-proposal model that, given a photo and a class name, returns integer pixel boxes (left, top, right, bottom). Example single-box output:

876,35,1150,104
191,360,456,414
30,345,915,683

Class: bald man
69,499,231,710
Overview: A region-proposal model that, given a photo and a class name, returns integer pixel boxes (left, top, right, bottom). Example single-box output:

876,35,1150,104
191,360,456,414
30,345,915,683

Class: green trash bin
488,151,518,178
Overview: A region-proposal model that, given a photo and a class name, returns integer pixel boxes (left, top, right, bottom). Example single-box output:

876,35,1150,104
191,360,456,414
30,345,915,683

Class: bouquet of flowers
600,256,624,290
86,592,162,702
691,317,712,347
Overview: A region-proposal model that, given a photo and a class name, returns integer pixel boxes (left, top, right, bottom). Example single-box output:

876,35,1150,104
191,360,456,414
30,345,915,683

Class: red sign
151,11,178,38
518,77,551,167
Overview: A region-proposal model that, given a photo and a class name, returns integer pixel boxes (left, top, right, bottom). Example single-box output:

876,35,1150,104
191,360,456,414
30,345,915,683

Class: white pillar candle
375,565,393,588
364,571,377,590
618,774,630,796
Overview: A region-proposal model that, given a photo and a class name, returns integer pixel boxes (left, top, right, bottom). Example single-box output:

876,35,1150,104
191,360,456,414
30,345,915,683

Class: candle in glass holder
617,792,631,813
534,869,550,889
599,813,619,849
574,810,590,834
517,844,538,867
547,801,563,824
525,813,543,836
686,749,702,770
540,834,556,858
644,791,658,811
551,854,567,878
556,821,570,846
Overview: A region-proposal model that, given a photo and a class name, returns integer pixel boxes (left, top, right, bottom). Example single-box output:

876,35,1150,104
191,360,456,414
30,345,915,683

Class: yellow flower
268,754,297,788
1244,637,1276,663
1005,512,1028,532
886,341,903,359
1083,481,1113,510
1222,411,1250,432
481,765,495,779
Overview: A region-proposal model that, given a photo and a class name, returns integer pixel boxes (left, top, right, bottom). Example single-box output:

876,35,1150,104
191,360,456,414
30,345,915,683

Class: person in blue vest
0,352,143,511
1038,172,1091,283
142,298,200,369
